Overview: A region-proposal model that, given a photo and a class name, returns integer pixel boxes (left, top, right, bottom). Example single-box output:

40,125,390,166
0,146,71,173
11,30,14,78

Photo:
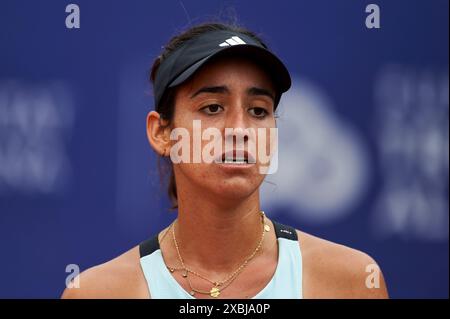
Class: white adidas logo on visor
219,36,246,47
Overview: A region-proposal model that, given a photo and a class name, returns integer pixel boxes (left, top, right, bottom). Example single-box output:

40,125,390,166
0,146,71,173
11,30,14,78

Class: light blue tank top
139,220,303,299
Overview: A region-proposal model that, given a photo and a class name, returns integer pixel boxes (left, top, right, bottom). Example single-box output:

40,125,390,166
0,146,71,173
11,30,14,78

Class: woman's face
170,55,277,202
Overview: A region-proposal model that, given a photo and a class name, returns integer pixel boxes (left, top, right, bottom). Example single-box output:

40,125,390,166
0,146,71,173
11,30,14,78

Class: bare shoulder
296,230,389,299
61,246,149,299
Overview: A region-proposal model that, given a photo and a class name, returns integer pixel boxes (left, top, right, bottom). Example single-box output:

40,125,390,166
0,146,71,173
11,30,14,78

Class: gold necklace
169,211,270,298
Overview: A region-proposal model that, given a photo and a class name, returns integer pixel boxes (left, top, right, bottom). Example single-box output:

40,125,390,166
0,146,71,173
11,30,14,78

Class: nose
223,105,251,146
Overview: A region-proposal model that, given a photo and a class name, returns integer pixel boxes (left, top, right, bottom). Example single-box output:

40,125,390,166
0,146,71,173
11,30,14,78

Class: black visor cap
154,30,291,110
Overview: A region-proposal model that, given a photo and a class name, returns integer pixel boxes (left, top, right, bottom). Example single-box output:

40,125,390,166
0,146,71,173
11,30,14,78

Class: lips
216,149,256,164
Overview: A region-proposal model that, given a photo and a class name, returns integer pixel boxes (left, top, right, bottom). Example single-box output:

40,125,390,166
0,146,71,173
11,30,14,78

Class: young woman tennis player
62,23,388,299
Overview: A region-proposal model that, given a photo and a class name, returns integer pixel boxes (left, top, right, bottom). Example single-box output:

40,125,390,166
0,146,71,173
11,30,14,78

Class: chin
211,176,261,200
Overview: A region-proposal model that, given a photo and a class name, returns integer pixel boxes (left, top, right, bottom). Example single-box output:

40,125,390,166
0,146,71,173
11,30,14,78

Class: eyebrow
190,85,275,102
190,86,229,98
247,87,275,102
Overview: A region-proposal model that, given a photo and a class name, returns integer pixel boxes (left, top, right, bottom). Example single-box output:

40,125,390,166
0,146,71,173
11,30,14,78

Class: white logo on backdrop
260,77,370,224
0,81,74,194
371,65,449,241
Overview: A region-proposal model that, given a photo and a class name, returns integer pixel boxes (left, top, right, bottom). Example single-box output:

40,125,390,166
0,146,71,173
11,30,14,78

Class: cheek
172,109,193,131
170,110,195,158
254,124,277,162
175,162,211,181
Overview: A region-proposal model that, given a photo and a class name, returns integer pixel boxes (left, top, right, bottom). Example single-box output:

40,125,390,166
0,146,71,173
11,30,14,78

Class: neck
174,189,264,274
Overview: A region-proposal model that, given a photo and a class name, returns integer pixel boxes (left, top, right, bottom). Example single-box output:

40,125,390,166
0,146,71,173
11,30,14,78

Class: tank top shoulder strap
139,234,160,258
258,219,302,299
272,220,298,241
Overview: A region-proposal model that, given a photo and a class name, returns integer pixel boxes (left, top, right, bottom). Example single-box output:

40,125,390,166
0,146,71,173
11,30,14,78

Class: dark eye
248,107,269,118
201,104,223,115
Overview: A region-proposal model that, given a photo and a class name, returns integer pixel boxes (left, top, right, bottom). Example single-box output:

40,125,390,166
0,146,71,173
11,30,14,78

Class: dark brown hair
149,22,269,209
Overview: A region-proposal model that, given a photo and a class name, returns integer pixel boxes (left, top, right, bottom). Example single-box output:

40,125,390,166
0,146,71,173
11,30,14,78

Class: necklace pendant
190,290,195,296
182,270,188,278
210,287,220,298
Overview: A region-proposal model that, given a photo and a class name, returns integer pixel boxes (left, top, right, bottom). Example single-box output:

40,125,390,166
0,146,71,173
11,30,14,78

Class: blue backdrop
0,0,448,298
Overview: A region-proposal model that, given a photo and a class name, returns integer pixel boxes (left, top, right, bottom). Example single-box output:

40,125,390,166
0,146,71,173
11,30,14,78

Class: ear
146,111,171,157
